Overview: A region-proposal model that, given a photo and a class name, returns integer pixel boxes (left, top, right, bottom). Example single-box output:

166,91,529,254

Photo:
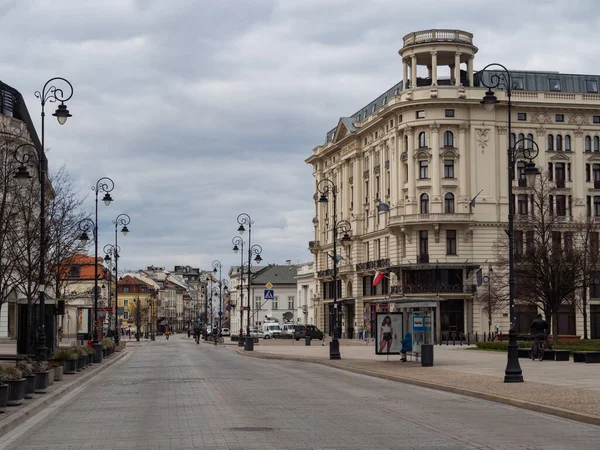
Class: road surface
2,337,599,449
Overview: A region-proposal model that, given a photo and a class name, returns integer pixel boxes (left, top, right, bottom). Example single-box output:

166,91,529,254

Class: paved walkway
4,337,600,449
234,339,600,424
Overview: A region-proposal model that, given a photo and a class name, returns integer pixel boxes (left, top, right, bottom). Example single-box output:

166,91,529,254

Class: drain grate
227,427,274,432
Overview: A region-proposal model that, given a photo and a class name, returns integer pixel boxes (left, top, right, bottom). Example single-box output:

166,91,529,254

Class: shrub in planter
54,349,78,374
0,367,25,406
32,361,50,394
0,369,9,412
74,346,88,370
48,360,63,381
17,361,35,399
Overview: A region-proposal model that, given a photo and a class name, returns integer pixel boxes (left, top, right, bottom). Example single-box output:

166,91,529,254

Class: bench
572,351,600,363
404,351,420,362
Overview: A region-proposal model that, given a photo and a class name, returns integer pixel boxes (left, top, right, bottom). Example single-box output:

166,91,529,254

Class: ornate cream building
306,29,600,340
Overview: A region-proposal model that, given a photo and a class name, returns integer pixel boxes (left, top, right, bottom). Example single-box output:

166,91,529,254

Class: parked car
294,325,324,341
243,329,264,338
261,322,282,339
220,328,230,337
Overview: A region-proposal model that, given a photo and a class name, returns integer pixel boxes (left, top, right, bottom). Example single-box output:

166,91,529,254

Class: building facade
306,28,600,340
295,262,317,326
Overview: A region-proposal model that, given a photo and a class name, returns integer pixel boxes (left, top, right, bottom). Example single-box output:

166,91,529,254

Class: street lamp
111,213,130,345
11,78,74,361
480,63,541,383
213,260,223,333
232,236,245,346
236,213,263,351
103,244,120,341
316,178,352,360
78,177,115,363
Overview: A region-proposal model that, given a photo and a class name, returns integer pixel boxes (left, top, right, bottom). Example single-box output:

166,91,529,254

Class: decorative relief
568,113,589,126
531,112,552,124
497,126,508,135
459,122,469,132
430,122,439,133
574,127,584,138
536,126,546,137
475,128,489,154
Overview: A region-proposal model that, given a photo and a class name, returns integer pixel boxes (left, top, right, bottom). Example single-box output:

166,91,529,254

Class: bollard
305,335,311,346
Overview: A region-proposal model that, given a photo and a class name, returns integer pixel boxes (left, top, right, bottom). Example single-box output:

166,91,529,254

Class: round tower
399,29,478,89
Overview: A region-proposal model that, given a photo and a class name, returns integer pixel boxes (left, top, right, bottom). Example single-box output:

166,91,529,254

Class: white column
467,56,474,87
407,129,415,203
573,133,584,206
431,125,441,204
403,59,409,89
455,52,461,86
390,136,398,209
411,55,417,89
431,52,438,86
459,126,468,200
0,301,8,338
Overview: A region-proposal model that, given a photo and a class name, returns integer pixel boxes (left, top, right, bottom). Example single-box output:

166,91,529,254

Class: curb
0,351,128,438
236,350,600,427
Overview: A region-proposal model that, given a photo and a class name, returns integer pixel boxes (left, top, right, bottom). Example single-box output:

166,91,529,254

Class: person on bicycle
212,327,219,345
530,314,549,355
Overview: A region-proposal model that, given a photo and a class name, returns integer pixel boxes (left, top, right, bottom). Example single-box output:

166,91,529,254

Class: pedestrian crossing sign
264,289,274,301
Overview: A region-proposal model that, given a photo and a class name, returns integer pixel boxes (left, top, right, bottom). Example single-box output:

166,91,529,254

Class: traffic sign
265,282,273,289
264,289,274,301
196,318,201,323
218,311,223,317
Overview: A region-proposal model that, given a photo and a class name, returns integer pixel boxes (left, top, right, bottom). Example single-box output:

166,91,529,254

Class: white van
281,323,296,339
261,322,282,339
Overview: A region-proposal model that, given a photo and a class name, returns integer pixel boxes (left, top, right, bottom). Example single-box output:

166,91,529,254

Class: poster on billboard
375,312,403,355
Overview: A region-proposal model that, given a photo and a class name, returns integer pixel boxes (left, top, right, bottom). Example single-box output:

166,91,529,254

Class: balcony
403,283,472,294
389,213,471,227
355,259,390,272
403,29,474,47
317,268,334,278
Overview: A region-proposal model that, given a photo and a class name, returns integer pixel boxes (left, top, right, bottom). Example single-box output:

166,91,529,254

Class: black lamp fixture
232,235,245,346
480,63,541,383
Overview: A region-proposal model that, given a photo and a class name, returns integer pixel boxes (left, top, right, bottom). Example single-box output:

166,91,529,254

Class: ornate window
444,193,455,213
585,136,592,152
565,135,571,152
556,134,563,151
443,131,454,148
518,133,525,149
547,134,554,151
418,131,429,148
595,136,600,152
420,193,429,214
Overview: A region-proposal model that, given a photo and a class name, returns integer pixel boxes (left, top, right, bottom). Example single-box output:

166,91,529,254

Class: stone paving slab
0,351,128,437
235,343,600,426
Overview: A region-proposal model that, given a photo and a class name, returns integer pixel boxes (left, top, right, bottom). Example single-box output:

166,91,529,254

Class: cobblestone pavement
2,338,600,450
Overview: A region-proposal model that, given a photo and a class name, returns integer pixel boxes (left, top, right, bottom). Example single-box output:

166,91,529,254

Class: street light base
504,327,523,383
93,342,103,364
329,339,341,360
238,335,245,347
244,337,254,351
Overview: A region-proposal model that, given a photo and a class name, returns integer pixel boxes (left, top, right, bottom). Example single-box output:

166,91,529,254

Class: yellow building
117,275,157,335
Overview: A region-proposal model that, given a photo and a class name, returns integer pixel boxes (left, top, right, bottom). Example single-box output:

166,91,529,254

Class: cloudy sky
1,0,599,273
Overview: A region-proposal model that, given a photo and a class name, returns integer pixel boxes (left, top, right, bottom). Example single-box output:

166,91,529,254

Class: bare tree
495,175,583,344
478,264,509,335
573,216,600,339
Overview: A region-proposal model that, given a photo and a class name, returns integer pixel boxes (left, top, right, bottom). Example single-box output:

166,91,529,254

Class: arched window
556,134,563,151
585,136,592,152
595,136,600,152
527,133,534,149
547,134,554,151
517,161,526,186
510,133,516,149
418,131,429,148
518,133,525,149
420,193,429,214
444,193,455,213
565,135,571,152
443,131,454,148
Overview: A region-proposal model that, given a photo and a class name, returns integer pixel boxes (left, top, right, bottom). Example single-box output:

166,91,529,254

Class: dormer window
549,79,561,92
513,78,524,90
587,80,599,93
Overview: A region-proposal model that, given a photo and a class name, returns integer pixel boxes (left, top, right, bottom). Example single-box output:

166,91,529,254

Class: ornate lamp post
213,260,223,333
77,177,114,363
232,236,245,346
480,63,541,382
236,213,263,351
103,244,119,338
316,179,352,360
11,77,73,360
109,214,130,345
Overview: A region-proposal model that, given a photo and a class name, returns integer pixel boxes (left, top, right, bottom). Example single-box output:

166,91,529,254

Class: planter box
48,367,55,385
54,365,64,381
77,356,85,371
63,359,77,374
34,371,49,394
88,354,94,365
7,379,25,406
24,374,35,399
102,349,107,358
0,384,7,413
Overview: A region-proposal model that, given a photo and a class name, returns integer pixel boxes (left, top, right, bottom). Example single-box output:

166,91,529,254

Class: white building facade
307,28,600,340
295,262,317,326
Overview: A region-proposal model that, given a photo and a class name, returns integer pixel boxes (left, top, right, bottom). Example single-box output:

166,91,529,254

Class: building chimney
286,260,291,265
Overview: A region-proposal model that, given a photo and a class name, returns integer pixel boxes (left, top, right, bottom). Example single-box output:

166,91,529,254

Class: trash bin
305,335,312,346
421,344,434,367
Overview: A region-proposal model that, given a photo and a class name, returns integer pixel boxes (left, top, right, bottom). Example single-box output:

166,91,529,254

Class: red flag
372,271,385,287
